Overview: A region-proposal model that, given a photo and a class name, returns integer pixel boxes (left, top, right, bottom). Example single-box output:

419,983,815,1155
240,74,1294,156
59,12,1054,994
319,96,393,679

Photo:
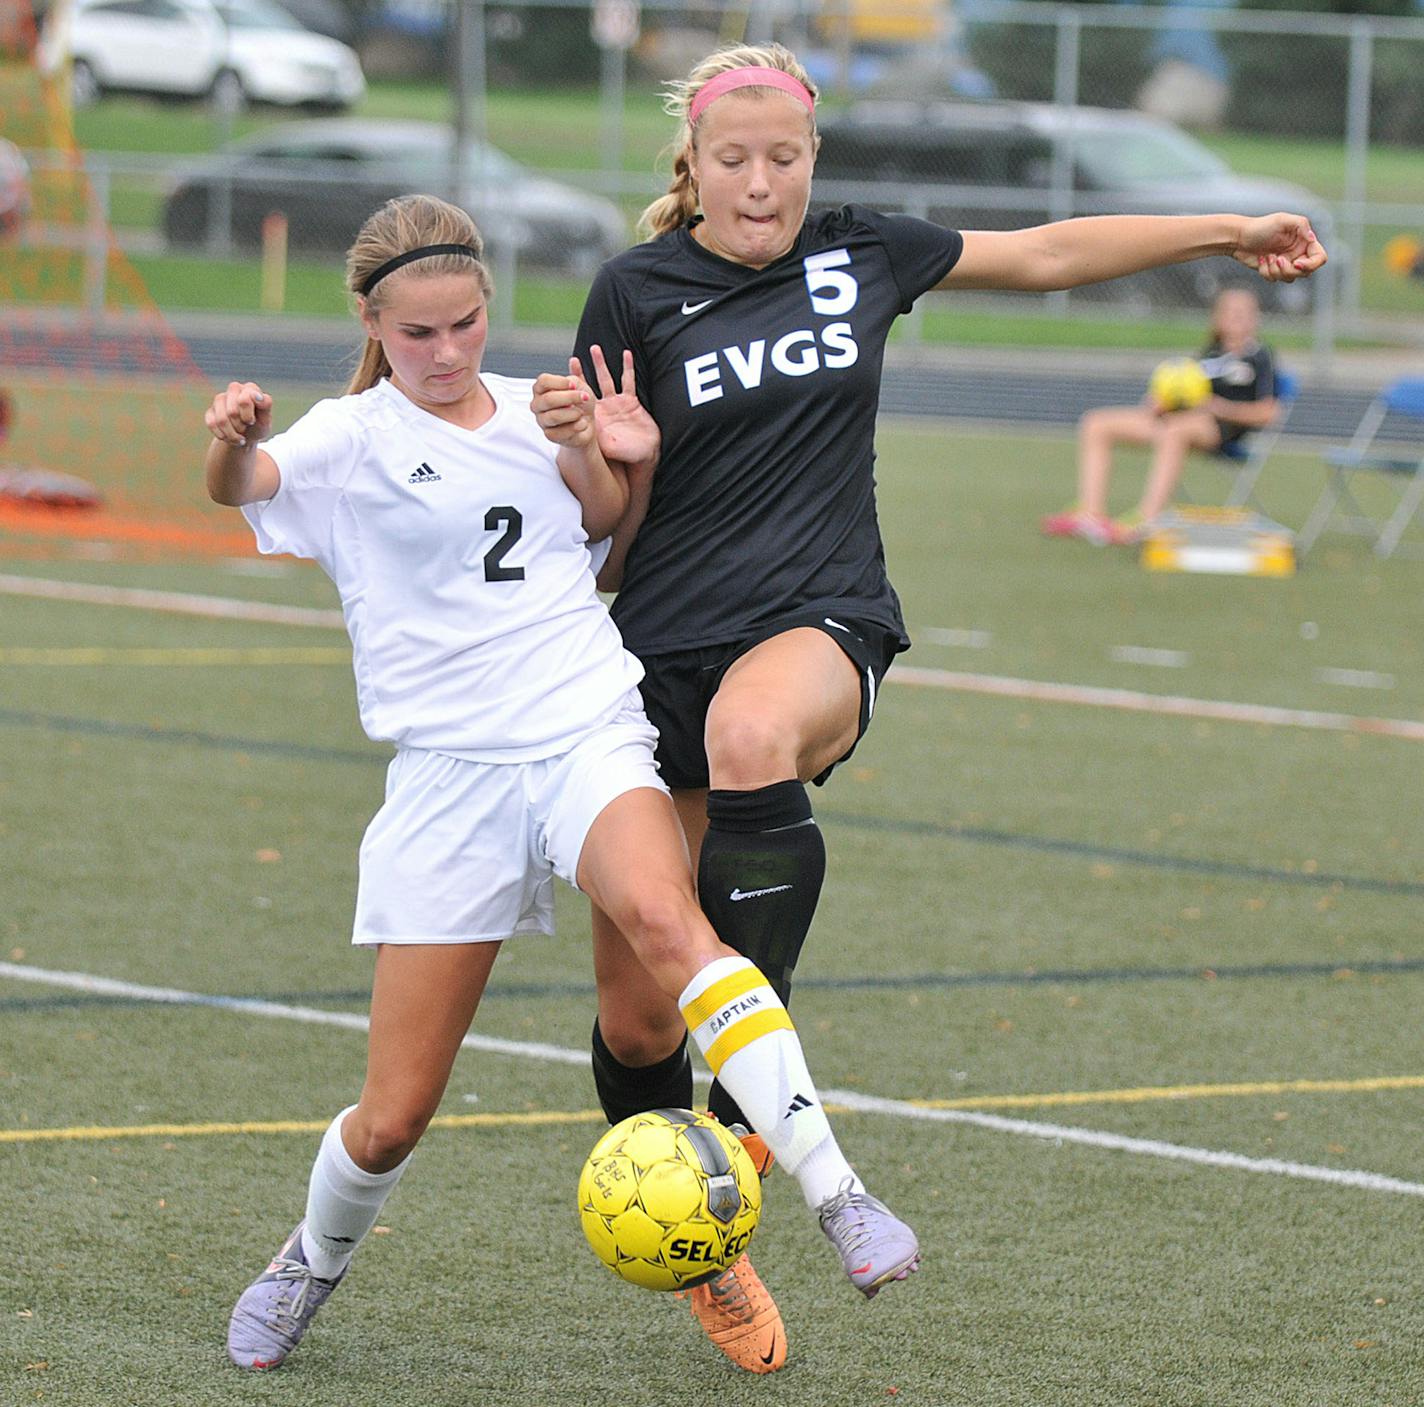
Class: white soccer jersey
244,374,643,760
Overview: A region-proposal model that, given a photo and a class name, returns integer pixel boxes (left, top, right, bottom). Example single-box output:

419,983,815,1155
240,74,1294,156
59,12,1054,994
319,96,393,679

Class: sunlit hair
344,194,493,395
638,43,818,240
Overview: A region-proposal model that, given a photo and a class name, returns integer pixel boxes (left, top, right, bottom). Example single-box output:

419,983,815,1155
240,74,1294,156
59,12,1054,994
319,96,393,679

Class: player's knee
1079,408,1113,438
347,1107,432,1169
705,712,794,787
598,1005,687,1068
616,881,706,974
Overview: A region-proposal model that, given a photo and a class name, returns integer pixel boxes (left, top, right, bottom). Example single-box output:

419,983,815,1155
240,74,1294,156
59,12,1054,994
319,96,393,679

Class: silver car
814,100,1335,311
162,118,627,274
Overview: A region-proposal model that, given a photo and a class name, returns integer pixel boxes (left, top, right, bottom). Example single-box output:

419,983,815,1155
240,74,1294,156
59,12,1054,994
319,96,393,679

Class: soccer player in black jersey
1043,287,1279,544
571,43,1327,1374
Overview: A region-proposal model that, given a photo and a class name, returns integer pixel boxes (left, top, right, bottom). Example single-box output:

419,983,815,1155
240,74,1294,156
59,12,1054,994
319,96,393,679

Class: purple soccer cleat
227,1221,346,1370
817,1180,921,1299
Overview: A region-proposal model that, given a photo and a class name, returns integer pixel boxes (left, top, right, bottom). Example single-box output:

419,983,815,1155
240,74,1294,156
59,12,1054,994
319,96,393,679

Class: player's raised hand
206,382,272,446
585,346,660,472
1231,214,1327,283
532,370,596,449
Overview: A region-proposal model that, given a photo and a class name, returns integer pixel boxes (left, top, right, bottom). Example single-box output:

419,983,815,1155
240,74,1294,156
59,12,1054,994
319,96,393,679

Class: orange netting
1,4,251,559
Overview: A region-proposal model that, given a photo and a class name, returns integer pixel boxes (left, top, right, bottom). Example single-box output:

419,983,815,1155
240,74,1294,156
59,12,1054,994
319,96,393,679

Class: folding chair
1297,376,1424,559
1218,367,1299,512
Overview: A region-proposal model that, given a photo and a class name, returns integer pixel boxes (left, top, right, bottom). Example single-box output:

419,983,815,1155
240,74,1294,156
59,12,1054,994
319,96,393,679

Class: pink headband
688,67,815,126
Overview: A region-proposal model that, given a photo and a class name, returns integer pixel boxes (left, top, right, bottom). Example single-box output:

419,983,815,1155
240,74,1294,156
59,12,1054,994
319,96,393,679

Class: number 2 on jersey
483,506,525,582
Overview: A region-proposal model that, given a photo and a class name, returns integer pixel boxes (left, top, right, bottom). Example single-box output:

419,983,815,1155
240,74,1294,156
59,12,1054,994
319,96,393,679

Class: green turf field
3,420,1423,1405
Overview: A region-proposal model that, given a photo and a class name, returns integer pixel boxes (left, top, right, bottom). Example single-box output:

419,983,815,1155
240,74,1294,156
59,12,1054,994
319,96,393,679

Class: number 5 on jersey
803,251,859,316
484,506,524,582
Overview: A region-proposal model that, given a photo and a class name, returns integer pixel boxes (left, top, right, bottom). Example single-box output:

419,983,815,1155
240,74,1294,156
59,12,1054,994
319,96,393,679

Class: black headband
358,243,481,296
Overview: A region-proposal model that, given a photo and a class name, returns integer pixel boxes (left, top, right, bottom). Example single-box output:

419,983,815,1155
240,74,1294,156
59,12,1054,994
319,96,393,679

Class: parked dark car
162,119,627,274
814,100,1335,311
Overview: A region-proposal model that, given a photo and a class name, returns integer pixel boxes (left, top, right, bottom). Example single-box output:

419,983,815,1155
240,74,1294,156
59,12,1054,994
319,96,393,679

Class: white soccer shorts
352,697,665,945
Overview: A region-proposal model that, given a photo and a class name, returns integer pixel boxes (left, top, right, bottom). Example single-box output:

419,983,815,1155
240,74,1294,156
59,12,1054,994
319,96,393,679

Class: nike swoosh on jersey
681,298,713,315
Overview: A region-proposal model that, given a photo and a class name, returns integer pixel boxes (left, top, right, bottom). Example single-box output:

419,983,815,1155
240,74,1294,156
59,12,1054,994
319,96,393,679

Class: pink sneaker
1040,509,1115,545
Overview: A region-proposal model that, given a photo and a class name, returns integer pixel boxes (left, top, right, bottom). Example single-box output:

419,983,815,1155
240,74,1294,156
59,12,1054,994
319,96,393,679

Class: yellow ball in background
1149,358,1213,412
1383,233,1423,278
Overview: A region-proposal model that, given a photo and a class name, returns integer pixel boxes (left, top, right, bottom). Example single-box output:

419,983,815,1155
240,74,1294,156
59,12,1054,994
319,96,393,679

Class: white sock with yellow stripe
679,955,863,1208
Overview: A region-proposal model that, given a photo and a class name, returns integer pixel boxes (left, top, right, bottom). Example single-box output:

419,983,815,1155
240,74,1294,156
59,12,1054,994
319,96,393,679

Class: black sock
698,780,826,1128
590,1019,693,1125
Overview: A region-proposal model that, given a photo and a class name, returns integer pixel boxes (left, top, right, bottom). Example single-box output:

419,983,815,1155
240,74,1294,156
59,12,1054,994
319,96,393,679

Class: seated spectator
0,137,29,240
1042,287,1278,545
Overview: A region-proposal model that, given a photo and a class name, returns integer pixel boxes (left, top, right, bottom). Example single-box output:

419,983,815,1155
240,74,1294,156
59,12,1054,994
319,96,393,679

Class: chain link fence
9,0,1424,369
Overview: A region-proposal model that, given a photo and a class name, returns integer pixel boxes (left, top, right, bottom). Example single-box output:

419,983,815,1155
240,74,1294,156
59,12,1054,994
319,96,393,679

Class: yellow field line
915,1074,1424,1111
6,1075,1421,1145
0,647,349,666
0,1110,607,1144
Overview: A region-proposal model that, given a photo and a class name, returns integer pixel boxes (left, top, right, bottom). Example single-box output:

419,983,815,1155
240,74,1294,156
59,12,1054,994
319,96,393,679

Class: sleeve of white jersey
241,399,356,567
585,535,613,575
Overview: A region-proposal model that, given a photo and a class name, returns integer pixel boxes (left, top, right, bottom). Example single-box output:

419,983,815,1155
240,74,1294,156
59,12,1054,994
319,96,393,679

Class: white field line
920,627,993,649
223,558,300,578
0,646,350,666
820,1089,1424,1199
0,961,583,1067
8,572,1421,741
5,960,1423,1199
1315,666,1397,691
0,574,345,630
888,665,1424,742
1109,645,1191,669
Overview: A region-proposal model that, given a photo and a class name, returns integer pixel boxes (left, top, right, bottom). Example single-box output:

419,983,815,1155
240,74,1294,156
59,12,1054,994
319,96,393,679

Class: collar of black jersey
677,213,813,274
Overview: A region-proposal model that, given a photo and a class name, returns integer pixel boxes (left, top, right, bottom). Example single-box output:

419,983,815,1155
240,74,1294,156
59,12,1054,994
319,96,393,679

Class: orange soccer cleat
678,1120,785,1372
681,1252,786,1374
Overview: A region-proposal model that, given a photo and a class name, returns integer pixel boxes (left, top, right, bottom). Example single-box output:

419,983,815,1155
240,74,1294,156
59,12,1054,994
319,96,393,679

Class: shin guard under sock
590,1019,694,1125
679,955,858,1207
698,780,825,1129
302,1106,410,1279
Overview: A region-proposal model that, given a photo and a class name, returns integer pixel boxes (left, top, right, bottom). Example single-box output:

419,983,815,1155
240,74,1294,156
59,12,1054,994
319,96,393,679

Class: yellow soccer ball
577,1109,762,1292
1149,358,1212,412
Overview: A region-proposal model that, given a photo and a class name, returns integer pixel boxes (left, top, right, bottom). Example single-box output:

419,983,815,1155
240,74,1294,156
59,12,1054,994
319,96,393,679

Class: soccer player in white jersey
570,42,1329,1375
204,194,918,1374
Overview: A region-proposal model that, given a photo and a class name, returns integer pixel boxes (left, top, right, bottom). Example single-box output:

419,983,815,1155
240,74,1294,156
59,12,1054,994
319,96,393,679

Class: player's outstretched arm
943,213,1326,294
205,381,280,506
532,366,630,541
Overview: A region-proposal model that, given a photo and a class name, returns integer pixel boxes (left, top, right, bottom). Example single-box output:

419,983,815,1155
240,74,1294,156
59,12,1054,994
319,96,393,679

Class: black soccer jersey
1199,339,1275,447
574,204,963,655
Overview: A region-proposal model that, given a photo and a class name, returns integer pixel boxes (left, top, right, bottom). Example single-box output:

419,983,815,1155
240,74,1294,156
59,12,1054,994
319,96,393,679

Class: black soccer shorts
634,609,904,791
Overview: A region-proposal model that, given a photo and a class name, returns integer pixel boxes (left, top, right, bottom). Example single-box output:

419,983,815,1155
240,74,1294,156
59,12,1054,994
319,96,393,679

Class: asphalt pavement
4,310,1421,443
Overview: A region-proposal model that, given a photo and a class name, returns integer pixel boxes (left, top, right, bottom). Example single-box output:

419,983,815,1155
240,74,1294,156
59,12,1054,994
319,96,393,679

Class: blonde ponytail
347,338,392,396
638,147,698,240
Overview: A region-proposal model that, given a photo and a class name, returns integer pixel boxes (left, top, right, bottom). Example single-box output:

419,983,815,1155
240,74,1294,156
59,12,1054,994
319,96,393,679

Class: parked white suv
39,0,365,110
